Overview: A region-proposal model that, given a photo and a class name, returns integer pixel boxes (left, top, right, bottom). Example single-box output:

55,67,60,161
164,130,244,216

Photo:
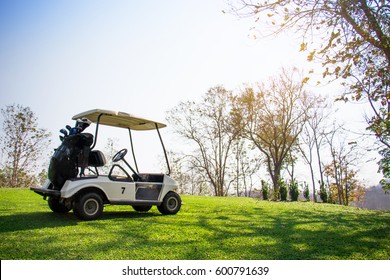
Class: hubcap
84,198,99,216
167,197,178,211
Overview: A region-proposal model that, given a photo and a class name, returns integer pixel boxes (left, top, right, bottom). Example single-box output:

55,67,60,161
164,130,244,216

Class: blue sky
0,0,381,184
0,0,309,123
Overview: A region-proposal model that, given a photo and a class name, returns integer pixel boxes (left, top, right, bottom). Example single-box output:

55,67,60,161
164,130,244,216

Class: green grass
0,188,389,260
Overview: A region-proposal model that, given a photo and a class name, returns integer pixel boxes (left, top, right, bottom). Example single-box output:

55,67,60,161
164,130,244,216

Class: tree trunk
270,161,282,200
314,135,324,202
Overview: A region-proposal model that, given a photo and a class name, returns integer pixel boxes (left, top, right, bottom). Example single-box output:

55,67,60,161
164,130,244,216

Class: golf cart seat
88,150,107,167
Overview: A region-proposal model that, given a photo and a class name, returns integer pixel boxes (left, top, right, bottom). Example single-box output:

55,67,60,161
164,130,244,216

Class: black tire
73,192,103,220
48,197,71,213
132,205,152,212
157,192,181,215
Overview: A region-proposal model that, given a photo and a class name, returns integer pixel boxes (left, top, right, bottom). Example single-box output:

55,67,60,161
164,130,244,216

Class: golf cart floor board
135,183,162,200
30,187,61,198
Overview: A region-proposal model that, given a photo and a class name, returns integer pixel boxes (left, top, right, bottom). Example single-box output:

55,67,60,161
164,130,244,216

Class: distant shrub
289,179,299,201
303,182,310,201
320,182,328,203
279,178,287,201
270,188,280,201
261,180,270,200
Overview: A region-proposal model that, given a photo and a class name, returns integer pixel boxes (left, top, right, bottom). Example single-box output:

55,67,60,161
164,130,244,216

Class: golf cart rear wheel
73,192,103,220
157,192,181,215
132,205,152,212
48,197,71,213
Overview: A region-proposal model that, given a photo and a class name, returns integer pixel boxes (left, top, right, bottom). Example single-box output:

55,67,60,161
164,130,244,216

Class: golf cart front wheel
73,192,103,220
158,192,181,215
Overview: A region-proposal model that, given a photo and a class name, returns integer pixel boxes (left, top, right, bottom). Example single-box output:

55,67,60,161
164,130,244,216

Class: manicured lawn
0,188,389,260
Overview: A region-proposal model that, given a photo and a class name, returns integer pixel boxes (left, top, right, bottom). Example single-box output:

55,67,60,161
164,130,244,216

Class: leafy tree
323,133,366,205
325,166,366,205
0,104,51,188
232,68,312,195
167,86,241,196
378,147,390,192
232,0,390,190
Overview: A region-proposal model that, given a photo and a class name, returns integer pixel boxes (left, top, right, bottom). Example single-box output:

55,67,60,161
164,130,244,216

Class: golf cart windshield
72,109,170,175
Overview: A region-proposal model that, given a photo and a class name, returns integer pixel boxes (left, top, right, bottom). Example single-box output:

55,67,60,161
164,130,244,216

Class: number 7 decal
121,187,126,194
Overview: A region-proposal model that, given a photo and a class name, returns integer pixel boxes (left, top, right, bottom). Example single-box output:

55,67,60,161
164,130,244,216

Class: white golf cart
31,109,181,220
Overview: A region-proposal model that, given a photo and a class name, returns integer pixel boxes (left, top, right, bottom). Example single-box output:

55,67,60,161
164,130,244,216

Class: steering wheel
111,148,142,181
112,148,128,162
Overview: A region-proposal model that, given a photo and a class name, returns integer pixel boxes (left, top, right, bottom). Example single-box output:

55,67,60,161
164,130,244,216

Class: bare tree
0,104,51,188
232,139,262,196
100,137,119,174
165,151,191,194
166,86,240,196
298,97,331,201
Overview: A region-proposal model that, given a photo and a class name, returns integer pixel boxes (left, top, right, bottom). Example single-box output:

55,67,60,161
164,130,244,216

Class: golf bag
48,119,93,190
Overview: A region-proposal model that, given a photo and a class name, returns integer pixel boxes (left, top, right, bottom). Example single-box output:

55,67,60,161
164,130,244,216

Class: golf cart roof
72,109,166,131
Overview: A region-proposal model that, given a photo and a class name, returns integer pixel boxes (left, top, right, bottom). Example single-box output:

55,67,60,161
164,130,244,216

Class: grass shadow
0,208,163,233
0,212,78,233
100,210,160,220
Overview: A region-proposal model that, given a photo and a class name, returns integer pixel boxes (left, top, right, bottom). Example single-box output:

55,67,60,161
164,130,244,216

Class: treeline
220,0,390,201
167,68,369,205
